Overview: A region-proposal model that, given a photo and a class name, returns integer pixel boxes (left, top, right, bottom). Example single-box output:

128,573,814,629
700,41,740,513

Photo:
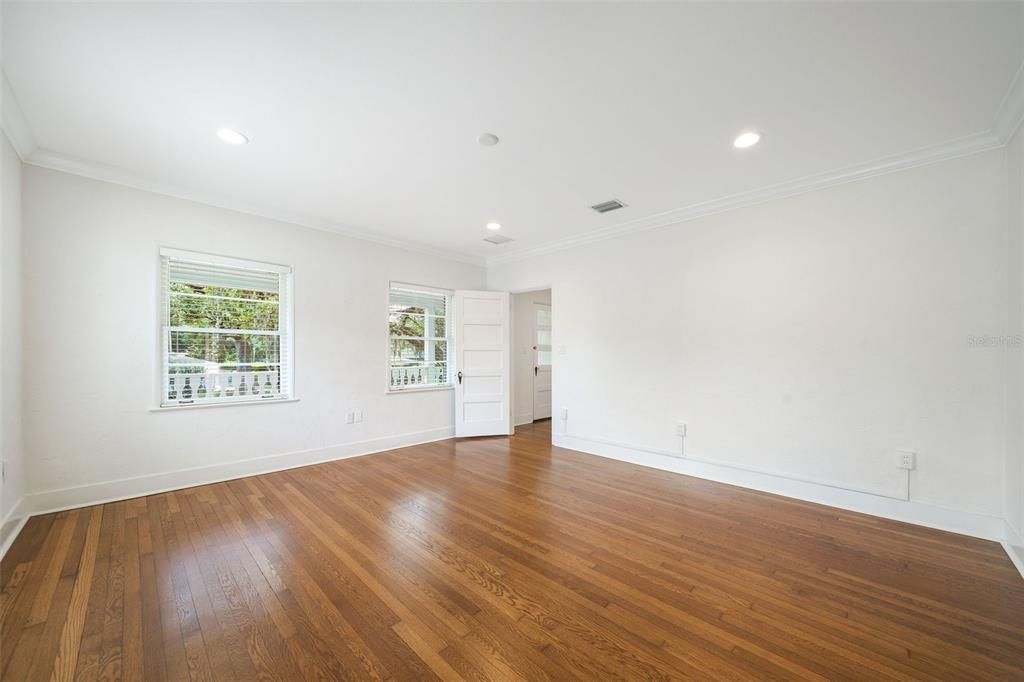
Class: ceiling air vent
483,234,513,245
591,199,627,214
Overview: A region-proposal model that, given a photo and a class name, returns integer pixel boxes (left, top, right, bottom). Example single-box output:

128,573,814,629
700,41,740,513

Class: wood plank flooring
2,421,1023,680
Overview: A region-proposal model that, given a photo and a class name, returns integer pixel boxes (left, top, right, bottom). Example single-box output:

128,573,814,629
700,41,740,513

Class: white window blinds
388,284,451,390
160,248,293,407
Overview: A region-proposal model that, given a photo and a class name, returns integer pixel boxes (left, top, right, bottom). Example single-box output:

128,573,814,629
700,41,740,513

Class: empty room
1,1,1023,680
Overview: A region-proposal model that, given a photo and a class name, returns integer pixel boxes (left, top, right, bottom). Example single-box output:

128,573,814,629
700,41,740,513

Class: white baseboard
554,433,1008,544
23,427,454,519
0,496,29,561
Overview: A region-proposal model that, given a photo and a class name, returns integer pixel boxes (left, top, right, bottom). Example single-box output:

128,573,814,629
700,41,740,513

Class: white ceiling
3,2,1023,264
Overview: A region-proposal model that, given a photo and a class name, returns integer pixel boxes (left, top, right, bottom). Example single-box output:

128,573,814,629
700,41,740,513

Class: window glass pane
389,312,426,338
170,283,280,331
390,338,426,364
166,331,283,404
166,369,283,403
536,307,551,327
389,339,449,363
389,362,448,389
432,340,448,362
169,331,281,367
388,313,446,339
538,350,553,366
388,286,451,389
536,330,552,346
162,252,289,407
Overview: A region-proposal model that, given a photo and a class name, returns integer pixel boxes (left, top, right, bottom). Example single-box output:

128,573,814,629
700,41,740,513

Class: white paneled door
454,290,511,437
533,303,552,420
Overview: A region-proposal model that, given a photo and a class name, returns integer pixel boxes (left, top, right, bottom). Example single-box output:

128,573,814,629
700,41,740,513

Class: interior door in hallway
533,302,552,420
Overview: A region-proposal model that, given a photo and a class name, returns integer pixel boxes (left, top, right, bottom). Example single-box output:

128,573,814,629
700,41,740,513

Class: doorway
512,289,552,427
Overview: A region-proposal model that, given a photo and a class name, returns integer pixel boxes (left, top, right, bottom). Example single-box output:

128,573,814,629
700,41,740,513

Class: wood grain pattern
2,422,1022,680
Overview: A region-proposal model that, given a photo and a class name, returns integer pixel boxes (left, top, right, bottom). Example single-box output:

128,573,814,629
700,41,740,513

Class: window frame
386,281,454,394
157,247,295,409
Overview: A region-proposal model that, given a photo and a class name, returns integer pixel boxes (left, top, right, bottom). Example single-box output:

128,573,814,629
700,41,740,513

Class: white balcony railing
389,365,448,390
167,366,448,404
165,370,282,405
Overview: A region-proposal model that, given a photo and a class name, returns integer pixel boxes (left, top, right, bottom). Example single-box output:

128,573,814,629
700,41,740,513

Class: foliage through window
388,285,451,390
161,249,292,406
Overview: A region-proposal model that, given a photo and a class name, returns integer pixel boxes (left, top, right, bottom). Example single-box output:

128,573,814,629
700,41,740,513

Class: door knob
457,371,463,384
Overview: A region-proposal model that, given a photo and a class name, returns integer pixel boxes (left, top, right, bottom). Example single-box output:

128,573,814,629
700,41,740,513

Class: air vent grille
591,199,627,213
483,234,513,245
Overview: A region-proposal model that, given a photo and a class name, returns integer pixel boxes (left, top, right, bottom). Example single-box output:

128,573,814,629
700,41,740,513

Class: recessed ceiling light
478,133,500,147
486,222,502,231
216,128,248,145
733,131,761,149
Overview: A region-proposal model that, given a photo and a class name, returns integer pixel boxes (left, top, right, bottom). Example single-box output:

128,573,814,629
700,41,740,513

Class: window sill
150,397,300,412
385,384,454,395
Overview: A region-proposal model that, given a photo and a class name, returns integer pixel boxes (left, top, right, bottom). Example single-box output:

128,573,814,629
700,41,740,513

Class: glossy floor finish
2,422,1023,681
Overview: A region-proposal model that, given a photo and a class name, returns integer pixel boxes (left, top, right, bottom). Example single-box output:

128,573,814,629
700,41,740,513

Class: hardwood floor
2,421,1022,681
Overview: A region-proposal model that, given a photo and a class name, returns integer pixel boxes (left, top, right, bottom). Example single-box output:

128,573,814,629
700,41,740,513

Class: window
160,248,292,407
388,284,451,391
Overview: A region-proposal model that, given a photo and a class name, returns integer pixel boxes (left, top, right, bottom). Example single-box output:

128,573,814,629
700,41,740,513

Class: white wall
1,132,25,550
512,289,551,425
1007,123,1024,567
21,166,484,511
7,132,1022,566
490,149,1010,528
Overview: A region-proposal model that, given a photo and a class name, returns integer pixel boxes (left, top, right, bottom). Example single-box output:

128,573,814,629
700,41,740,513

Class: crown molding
25,149,485,267
993,60,1024,143
486,130,1003,267
1,72,37,160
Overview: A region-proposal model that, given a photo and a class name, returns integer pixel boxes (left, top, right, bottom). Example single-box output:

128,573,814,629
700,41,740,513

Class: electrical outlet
675,422,687,438
896,450,916,470
345,411,355,424
354,409,363,423
560,407,569,421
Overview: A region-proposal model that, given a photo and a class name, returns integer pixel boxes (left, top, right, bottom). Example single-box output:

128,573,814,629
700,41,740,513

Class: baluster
252,374,261,396
168,377,177,401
